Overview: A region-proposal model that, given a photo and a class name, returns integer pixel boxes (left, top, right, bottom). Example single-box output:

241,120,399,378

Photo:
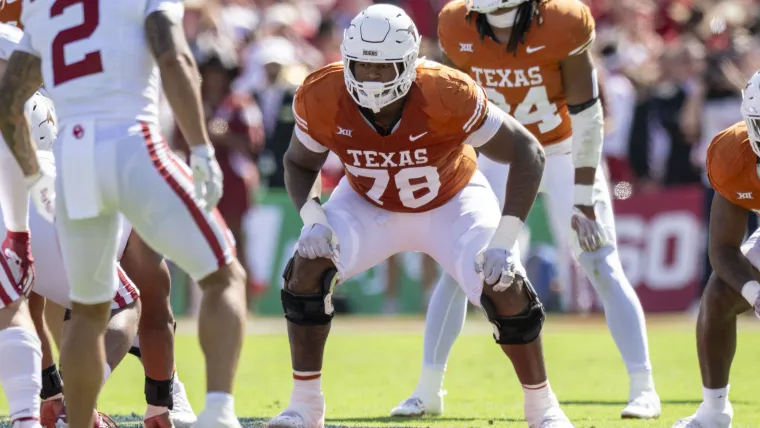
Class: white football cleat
672,403,733,428
194,406,242,428
268,393,325,428
267,410,309,428
389,391,444,417
267,409,325,428
527,406,574,428
169,378,197,428
621,391,661,419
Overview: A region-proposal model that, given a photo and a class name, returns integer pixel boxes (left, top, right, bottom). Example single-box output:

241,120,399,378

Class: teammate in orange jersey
266,4,575,428
0,0,22,28
672,71,760,428
391,0,660,420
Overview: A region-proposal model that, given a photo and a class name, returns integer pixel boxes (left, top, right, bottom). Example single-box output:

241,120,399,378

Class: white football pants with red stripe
53,121,235,305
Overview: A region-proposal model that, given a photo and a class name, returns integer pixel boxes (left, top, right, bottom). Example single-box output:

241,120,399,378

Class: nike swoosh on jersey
409,132,428,141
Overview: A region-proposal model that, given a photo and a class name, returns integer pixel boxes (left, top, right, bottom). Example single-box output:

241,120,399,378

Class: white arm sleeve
0,138,30,232
14,32,36,56
0,23,23,60
570,99,604,169
144,0,184,19
464,102,507,148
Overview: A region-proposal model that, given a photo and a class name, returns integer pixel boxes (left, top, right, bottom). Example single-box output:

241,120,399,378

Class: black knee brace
280,256,339,326
480,276,546,345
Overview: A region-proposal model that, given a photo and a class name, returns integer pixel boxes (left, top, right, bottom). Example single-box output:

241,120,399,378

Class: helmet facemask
343,56,417,113
340,5,421,113
744,109,760,158
742,74,760,158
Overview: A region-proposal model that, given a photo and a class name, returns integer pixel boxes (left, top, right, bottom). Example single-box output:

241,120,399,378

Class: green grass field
2,313,760,427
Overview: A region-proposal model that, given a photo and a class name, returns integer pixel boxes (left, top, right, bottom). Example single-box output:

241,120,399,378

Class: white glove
741,281,760,320
475,248,522,291
297,223,339,259
296,199,339,259
25,169,55,224
475,216,524,292
570,206,607,253
189,144,223,211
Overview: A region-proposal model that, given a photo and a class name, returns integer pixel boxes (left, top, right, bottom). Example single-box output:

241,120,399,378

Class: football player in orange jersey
672,72,760,428
0,0,22,29
391,0,660,420
267,4,576,428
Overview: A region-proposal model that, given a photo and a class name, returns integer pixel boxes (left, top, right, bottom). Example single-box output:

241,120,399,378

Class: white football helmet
340,4,421,112
465,0,529,14
24,92,57,152
742,71,760,157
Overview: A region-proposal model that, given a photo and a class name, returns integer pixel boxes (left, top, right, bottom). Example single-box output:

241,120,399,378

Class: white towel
60,119,103,219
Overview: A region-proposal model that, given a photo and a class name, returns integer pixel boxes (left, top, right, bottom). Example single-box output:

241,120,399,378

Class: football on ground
2,314,760,427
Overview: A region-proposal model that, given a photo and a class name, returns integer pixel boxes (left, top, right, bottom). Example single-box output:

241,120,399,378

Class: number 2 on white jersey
51,0,103,86
345,165,441,209
485,86,562,134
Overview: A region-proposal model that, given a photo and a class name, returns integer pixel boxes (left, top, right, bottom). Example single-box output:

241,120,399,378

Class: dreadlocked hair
465,0,545,56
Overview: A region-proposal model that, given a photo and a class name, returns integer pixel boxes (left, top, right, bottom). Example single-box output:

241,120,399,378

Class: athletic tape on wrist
573,184,595,206
488,216,524,250
741,280,760,307
299,199,330,227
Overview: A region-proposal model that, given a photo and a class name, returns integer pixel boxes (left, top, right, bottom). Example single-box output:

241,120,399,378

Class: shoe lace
97,412,119,428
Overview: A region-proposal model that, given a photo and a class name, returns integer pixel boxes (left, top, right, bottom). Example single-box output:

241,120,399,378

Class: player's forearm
0,113,40,178
503,138,545,221
157,57,209,147
283,155,323,211
145,10,209,148
709,246,757,295
0,52,44,179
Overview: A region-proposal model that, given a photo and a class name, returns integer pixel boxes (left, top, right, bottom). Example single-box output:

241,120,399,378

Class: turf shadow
325,416,524,425
562,399,752,406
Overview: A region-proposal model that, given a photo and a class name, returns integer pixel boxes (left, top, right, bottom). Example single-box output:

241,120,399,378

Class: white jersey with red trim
20,152,136,309
17,0,236,303
16,0,183,127
0,194,139,310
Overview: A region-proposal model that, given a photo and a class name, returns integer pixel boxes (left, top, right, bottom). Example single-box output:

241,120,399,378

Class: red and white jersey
15,0,183,127
0,152,138,310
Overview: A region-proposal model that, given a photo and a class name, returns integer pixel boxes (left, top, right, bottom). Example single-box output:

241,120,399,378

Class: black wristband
40,364,63,400
145,375,174,410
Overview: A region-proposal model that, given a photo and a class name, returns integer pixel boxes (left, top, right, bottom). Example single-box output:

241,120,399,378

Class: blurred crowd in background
157,0,760,314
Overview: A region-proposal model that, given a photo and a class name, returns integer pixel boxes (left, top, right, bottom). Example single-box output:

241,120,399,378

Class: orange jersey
707,122,760,211
438,0,595,147
293,61,487,213
0,0,21,28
